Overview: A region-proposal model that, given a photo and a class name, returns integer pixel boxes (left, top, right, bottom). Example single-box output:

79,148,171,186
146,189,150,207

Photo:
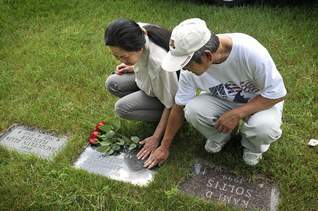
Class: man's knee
184,100,200,123
242,119,282,144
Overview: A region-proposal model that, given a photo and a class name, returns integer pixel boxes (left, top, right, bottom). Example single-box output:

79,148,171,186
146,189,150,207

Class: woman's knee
114,98,130,119
105,74,119,93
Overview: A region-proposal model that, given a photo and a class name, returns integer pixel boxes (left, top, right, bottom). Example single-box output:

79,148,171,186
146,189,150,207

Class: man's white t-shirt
175,33,287,108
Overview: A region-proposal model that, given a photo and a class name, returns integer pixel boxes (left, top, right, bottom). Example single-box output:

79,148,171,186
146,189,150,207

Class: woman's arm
137,107,171,160
152,107,171,139
143,104,185,169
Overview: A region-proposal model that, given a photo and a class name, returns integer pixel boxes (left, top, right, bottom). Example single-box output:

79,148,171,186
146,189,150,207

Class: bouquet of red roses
88,120,140,155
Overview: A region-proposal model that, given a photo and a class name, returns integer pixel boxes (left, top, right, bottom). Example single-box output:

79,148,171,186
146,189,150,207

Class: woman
104,18,178,162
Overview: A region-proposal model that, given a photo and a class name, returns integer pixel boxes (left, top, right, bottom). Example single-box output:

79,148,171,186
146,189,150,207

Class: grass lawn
0,0,317,210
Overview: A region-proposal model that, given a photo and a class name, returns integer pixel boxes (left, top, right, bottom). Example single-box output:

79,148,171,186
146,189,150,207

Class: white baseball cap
162,18,211,72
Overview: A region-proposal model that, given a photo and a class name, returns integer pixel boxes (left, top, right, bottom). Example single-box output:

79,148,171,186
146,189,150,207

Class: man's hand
143,146,169,169
115,63,134,75
137,136,160,160
215,109,242,133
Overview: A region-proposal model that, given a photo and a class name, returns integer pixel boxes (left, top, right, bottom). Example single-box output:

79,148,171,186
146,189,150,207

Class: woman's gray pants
105,73,164,122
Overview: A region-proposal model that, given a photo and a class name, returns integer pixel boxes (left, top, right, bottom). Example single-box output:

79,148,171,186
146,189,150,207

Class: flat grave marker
74,145,156,186
179,162,279,211
0,124,67,160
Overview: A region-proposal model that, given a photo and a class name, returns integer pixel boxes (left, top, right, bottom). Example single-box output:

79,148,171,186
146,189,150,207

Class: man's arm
143,104,185,169
160,104,185,150
215,95,285,133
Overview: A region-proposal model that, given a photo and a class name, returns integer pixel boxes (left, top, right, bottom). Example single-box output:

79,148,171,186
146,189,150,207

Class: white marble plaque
74,145,156,186
0,124,67,159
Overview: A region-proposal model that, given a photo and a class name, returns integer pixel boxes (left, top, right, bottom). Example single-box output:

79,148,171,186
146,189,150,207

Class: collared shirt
134,34,178,108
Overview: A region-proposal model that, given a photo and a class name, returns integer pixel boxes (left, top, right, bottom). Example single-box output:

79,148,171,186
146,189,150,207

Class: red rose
88,137,98,145
98,121,106,126
95,121,106,131
90,131,99,139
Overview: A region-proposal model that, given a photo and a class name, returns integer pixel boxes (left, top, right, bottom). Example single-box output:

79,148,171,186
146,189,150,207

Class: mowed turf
0,0,317,210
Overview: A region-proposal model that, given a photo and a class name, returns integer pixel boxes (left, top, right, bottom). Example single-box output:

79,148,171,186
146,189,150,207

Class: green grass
1,0,318,210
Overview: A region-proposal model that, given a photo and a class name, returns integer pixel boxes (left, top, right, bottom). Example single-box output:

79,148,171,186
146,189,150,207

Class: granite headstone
179,162,279,211
0,124,67,159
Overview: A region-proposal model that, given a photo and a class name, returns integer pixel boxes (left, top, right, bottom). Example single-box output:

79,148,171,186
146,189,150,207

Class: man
144,18,287,167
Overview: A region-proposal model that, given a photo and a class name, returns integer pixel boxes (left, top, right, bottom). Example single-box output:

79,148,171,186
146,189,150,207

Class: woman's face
110,46,143,65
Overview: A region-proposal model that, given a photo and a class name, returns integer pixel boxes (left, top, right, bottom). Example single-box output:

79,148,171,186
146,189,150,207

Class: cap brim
161,51,194,72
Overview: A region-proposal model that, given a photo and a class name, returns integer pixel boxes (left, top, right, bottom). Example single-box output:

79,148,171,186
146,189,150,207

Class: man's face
110,46,143,66
183,55,211,76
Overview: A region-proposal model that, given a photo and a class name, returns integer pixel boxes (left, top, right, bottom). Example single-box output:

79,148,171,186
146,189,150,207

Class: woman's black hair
104,18,171,52
143,24,171,51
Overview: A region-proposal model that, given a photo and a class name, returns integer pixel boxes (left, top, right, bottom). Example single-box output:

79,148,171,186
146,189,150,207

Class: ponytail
143,24,171,51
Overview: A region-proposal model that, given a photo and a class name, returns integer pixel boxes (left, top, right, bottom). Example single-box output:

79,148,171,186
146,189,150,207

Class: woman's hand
115,63,134,75
137,136,160,160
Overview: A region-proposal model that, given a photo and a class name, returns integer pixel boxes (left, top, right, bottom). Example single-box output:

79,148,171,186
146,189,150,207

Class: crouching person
161,18,287,166
104,19,179,168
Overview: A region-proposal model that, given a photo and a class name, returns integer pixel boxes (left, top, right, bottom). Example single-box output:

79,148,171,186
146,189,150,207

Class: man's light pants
184,94,283,154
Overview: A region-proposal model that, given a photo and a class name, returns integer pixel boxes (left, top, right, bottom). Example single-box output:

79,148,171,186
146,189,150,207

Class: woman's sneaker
243,149,263,166
205,139,229,153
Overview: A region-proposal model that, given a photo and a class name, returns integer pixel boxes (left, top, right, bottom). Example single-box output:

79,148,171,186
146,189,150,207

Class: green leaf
105,149,114,155
99,134,106,139
99,124,114,133
112,145,121,151
128,143,137,151
116,139,125,146
100,141,111,146
130,136,140,143
96,145,111,153
105,130,116,139
112,119,121,132
121,135,131,144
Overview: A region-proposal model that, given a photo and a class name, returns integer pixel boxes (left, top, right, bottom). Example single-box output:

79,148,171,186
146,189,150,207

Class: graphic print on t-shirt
208,81,260,103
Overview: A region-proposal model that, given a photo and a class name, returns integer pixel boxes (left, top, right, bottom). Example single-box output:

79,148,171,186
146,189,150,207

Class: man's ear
204,50,213,62
202,50,214,65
